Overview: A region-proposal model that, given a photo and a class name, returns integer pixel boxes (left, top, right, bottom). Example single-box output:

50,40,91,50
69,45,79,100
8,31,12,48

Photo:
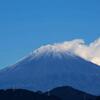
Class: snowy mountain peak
34,44,67,54
31,44,76,59
12,43,77,67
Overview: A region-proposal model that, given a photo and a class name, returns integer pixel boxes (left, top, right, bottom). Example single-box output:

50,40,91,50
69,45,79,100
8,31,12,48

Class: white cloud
35,38,100,66
57,38,100,66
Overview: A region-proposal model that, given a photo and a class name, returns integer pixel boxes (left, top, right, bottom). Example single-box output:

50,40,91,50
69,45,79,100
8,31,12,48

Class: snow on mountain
0,44,100,95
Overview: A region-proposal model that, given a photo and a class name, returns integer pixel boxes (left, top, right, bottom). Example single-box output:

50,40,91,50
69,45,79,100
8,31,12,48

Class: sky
0,0,100,68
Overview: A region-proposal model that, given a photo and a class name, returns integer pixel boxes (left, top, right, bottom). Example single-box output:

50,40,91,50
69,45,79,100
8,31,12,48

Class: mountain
0,89,61,100
0,44,100,95
47,86,96,100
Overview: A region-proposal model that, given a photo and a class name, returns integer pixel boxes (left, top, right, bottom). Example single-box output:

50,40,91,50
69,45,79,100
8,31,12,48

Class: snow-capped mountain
0,44,100,95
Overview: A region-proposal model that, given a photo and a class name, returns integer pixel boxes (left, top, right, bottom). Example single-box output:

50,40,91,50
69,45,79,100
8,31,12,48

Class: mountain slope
0,45,100,95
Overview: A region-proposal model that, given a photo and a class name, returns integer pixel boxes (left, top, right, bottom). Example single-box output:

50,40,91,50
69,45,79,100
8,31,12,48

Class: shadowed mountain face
0,47,100,95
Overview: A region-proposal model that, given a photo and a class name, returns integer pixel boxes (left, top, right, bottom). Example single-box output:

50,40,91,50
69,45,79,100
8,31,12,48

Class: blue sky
0,0,100,68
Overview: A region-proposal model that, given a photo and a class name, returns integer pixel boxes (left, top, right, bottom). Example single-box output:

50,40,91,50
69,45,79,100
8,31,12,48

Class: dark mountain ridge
0,86,99,100
48,86,96,100
0,88,61,100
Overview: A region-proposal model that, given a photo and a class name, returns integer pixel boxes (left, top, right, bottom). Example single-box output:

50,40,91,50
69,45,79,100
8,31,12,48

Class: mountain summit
0,44,100,95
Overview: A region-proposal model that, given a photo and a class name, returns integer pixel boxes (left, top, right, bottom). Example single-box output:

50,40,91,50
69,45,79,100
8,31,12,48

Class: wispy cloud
61,38,100,66
58,38,100,66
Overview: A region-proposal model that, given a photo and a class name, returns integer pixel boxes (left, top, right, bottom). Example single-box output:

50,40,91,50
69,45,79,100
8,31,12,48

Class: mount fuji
0,44,100,95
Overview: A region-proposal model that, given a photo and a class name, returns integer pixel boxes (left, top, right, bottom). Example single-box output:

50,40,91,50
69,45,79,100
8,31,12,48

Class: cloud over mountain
36,38,100,66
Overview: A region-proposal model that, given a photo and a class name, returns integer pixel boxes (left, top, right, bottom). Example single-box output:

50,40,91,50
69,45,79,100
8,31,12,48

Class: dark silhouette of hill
0,89,61,100
0,86,99,100
46,86,96,100
96,96,100,100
